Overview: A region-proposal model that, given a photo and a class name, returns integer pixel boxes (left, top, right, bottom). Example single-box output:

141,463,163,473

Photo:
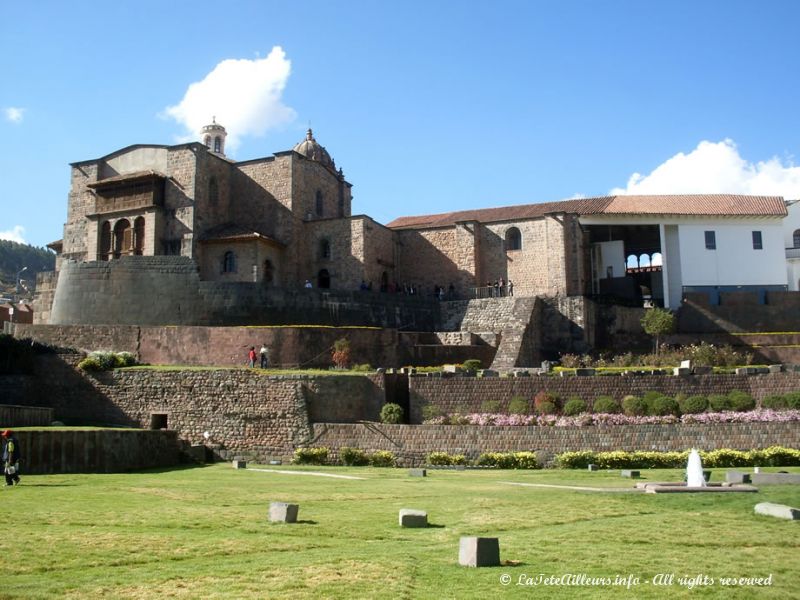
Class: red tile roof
385,194,786,229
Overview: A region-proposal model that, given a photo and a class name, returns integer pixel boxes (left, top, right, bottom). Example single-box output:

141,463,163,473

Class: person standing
2,430,21,486
508,280,514,297
259,343,269,369
247,346,257,368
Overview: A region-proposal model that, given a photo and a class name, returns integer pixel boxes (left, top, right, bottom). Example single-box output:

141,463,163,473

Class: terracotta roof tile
386,194,786,229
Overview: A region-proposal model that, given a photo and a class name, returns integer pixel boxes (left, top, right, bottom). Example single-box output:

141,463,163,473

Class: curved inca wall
48,256,439,329
50,257,205,326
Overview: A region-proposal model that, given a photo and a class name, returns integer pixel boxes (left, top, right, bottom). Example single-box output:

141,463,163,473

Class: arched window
203,135,211,148
213,136,221,153
263,259,274,284
505,227,522,251
209,177,218,204
318,268,330,288
133,217,145,255
639,254,651,267
113,219,131,258
99,221,111,261
651,252,663,267
222,251,237,273
626,254,638,269
794,229,800,248
320,239,331,259
315,190,324,217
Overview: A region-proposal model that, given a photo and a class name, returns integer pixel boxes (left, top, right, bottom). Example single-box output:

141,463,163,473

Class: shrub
556,451,596,469
563,396,587,416
78,357,103,371
649,396,679,417
462,359,482,374
339,447,369,466
761,394,788,410
380,403,404,424
622,395,647,416
749,446,800,466
708,393,733,412
480,400,501,413
592,396,619,414
558,354,582,368
701,449,750,468
351,363,372,372
508,396,530,415
728,390,754,412
331,338,351,369
476,451,539,469
679,395,708,415
784,392,800,410
114,352,136,367
370,450,396,467
421,404,444,422
292,447,328,465
534,391,559,415
426,451,466,466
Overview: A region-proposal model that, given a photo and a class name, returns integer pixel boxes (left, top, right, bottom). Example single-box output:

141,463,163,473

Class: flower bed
423,409,800,427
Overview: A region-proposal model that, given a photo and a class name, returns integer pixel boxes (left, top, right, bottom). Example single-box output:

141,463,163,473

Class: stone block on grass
754,502,800,520
752,472,800,485
726,470,751,484
588,464,599,472
478,369,499,378
409,468,427,477
673,367,690,376
232,459,247,469
459,537,500,567
269,502,299,523
399,509,428,527
575,368,595,377
621,470,641,478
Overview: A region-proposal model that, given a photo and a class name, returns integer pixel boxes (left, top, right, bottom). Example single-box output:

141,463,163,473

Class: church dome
293,128,335,170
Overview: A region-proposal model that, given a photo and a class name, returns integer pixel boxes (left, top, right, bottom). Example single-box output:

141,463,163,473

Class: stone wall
407,372,800,423
22,354,387,460
0,404,53,426
12,429,179,474
44,256,440,329
311,421,800,466
678,291,800,333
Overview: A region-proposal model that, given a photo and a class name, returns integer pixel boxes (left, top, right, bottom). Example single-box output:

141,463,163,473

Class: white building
579,194,788,308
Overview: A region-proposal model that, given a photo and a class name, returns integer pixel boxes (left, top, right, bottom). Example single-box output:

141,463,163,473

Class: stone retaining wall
12,429,180,474
0,404,53,427
311,422,800,466
408,372,800,423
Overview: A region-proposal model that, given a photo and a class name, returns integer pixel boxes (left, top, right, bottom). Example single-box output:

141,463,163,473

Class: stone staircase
438,297,541,370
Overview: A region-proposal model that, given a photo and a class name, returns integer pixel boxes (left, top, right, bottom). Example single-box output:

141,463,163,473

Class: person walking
2,430,21,486
259,343,269,369
247,346,257,368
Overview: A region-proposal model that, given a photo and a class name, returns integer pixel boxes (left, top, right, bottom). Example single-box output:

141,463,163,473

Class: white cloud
0,225,26,243
163,47,296,152
4,107,25,123
610,139,800,199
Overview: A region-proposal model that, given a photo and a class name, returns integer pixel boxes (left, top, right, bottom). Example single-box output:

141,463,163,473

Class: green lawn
2,465,798,599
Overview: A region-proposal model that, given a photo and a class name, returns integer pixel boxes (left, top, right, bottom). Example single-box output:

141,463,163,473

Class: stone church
39,120,789,326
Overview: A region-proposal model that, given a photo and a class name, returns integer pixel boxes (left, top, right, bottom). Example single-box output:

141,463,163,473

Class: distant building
38,120,790,324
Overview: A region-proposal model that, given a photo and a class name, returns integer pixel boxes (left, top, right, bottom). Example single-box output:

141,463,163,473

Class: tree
640,307,675,354
331,337,351,369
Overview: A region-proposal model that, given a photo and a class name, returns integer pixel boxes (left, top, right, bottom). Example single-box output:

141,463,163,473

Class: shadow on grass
295,520,318,525
131,463,217,475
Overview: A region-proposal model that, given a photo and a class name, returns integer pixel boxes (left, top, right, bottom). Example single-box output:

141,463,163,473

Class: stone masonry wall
311,421,800,466
408,372,800,423
25,354,384,460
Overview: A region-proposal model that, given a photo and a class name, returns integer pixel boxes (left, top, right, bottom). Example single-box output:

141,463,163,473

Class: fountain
686,449,706,487
637,448,758,493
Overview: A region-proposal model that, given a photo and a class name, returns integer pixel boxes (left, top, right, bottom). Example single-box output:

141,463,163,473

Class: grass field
1,465,798,599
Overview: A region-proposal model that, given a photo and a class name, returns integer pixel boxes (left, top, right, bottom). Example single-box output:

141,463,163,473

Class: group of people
484,277,514,297
247,344,270,369
2,430,21,486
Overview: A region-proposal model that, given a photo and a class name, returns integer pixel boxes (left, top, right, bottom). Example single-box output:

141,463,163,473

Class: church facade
40,121,790,326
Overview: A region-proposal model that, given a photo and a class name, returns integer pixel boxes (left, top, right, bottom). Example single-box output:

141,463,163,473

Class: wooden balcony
88,170,165,216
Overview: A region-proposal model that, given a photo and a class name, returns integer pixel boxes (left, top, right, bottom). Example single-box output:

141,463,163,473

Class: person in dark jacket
2,430,21,486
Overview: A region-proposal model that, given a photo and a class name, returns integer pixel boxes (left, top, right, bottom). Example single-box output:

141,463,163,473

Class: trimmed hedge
556,446,800,469
475,451,541,469
291,447,329,465
426,451,466,466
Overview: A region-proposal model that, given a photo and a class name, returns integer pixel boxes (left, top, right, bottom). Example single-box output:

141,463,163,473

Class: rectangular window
752,231,763,250
704,230,716,250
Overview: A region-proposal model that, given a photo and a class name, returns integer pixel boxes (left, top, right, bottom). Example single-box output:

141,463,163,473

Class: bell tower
200,117,227,157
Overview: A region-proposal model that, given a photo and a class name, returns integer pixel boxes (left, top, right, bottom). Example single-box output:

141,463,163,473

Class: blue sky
2,0,799,248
